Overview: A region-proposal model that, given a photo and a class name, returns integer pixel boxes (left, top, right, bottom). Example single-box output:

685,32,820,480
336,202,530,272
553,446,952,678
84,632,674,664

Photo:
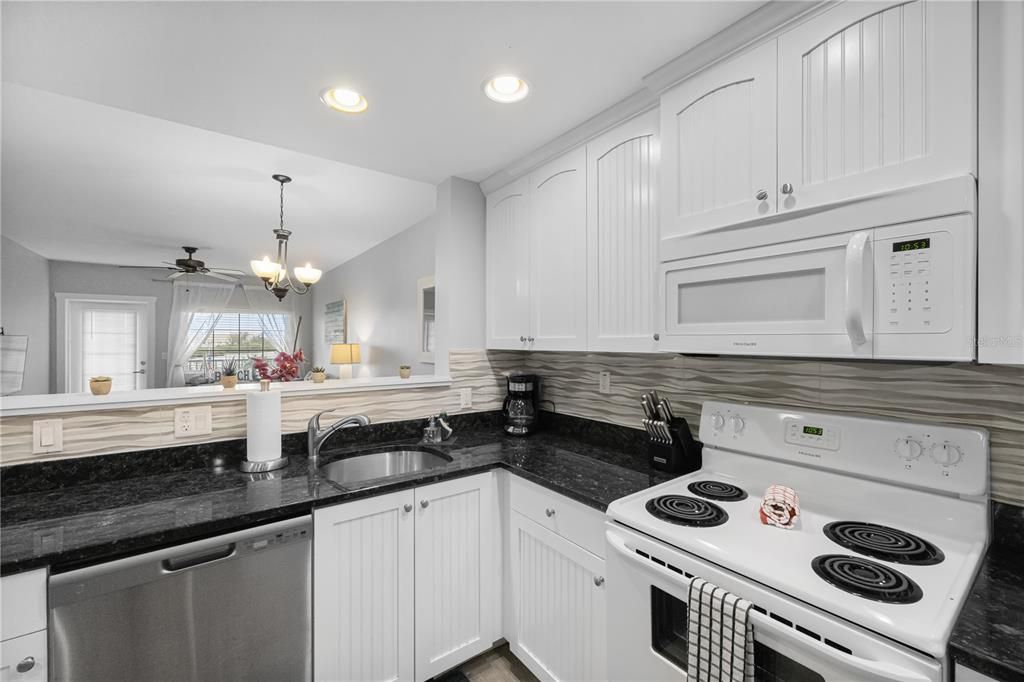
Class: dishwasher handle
162,543,236,572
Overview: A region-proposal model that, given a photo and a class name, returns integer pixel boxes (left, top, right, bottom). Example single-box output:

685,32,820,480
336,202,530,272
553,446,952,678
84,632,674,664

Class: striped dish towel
687,577,755,682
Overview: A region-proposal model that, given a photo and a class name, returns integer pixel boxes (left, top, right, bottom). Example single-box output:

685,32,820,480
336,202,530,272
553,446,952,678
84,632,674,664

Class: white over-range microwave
658,176,977,361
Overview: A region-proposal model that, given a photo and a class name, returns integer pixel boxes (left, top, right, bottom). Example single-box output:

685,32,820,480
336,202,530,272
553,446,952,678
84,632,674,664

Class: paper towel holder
240,380,290,473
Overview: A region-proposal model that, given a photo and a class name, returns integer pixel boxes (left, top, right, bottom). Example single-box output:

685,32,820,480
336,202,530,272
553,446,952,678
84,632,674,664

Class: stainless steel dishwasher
49,516,312,681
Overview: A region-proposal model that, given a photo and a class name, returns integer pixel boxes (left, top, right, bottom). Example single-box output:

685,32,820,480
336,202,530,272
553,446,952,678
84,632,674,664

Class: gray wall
312,214,438,378
0,236,51,394
47,262,313,390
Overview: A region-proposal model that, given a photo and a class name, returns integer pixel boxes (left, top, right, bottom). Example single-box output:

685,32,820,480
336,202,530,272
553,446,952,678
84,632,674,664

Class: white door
509,512,607,682
414,473,500,681
0,632,47,682
660,40,778,256
486,179,531,350
528,148,588,351
61,295,155,393
777,0,975,213
586,110,660,352
314,490,415,682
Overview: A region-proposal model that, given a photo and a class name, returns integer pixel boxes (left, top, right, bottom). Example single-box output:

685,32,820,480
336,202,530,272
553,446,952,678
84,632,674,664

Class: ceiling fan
119,246,244,282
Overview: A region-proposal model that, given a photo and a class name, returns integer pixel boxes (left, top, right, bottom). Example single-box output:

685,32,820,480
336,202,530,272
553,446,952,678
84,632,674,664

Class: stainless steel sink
320,447,452,485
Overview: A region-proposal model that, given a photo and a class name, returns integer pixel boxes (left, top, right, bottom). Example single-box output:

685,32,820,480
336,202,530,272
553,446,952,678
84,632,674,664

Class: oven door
606,525,942,682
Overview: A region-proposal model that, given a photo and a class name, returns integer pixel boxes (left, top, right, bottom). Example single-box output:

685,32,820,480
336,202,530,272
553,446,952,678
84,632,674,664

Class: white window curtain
242,286,299,353
166,282,236,387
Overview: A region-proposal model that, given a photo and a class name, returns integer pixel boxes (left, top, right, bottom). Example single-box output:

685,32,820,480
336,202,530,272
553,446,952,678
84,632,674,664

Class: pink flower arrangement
253,348,305,382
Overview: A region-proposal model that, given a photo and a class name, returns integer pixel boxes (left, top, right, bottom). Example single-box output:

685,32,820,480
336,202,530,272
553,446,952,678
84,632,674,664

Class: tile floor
438,644,539,682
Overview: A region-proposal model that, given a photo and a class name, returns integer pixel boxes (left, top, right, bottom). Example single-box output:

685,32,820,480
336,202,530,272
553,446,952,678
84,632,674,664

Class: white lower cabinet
314,472,499,682
508,512,607,682
0,632,47,682
0,569,47,682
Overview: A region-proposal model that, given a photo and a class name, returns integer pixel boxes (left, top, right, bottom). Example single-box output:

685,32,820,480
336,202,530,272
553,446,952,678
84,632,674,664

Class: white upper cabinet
660,40,778,246
486,178,531,349
528,149,588,350
777,0,976,212
586,110,661,352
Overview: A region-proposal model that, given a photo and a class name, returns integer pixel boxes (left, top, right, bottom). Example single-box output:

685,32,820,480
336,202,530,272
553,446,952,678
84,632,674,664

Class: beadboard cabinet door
508,512,607,682
314,489,415,682
486,179,531,350
586,110,660,352
528,148,588,350
777,0,975,213
414,473,501,681
660,40,778,247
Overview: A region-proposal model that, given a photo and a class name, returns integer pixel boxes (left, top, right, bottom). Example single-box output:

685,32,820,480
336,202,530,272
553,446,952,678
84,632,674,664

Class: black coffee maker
502,374,539,436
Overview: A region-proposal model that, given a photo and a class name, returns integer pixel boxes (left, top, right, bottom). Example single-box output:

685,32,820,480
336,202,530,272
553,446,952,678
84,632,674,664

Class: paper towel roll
246,386,282,463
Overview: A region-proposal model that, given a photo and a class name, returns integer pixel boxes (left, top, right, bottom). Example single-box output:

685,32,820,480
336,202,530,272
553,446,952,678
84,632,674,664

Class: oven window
651,586,825,682
754,642,825,682
651,586,688,670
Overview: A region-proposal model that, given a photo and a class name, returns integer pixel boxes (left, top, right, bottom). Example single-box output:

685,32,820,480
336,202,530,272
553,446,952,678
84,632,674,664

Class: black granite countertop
950,502,1024,682
1,425,670,576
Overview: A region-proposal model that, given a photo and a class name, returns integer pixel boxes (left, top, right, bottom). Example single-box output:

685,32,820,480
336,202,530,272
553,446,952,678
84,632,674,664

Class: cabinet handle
404,504,413,512
16,657,35,673
545,508,555,517
780,183,794,195
421,499,430,509
593,576,605,587
755,189,768,201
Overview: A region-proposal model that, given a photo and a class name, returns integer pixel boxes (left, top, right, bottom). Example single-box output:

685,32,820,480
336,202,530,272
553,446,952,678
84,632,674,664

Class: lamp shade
330,343,361,365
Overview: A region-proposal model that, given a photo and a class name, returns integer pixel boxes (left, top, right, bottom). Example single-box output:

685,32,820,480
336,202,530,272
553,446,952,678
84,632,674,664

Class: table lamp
330,343,361,379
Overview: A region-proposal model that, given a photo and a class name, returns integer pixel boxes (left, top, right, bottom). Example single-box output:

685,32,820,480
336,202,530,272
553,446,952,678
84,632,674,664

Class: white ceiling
1,1,761,270
2,84,437,272
2,1,760,184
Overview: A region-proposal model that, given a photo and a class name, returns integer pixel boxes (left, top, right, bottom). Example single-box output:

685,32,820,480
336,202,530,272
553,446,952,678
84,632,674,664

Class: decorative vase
89,378,112,396
312,372,326,384
399,367,412,379
221,375,238,389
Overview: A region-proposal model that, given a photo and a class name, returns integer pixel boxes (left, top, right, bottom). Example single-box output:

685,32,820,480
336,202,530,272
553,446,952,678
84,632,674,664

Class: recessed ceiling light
483,75,529,103
320,87,368,114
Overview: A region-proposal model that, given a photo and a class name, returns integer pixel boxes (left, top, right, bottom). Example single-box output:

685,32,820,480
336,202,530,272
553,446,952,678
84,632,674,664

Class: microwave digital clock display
892,238,931,252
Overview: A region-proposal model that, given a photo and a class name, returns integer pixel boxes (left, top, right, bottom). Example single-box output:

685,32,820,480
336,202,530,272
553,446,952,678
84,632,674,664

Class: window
184,312,290,385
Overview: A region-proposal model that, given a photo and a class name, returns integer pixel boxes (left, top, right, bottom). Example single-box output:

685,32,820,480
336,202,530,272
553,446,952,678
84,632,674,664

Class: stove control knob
894,438,923,461
930,442,963,467
729,415,745,434
710,413,725,430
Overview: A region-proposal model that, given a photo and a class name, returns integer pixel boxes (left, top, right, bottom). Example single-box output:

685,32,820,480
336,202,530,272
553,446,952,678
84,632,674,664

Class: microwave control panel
877,230,952,333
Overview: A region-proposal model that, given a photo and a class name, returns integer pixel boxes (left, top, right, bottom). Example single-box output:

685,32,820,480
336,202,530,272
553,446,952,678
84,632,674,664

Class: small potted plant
89,376,112,395
220,359,238,389
399,364,412,379
311,366,327,383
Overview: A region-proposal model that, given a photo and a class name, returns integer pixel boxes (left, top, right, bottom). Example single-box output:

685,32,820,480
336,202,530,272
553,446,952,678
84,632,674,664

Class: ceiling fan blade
118,265,177,270
210,268,247,275
204,271,238,283
167,271,186,280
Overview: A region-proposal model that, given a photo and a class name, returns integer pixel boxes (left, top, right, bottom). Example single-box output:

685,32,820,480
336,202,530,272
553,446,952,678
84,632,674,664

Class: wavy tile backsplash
519,352,1024,505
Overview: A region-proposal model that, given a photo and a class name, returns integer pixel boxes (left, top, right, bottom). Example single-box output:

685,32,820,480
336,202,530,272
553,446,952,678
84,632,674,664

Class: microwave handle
606,530,931,682
844,232,871,347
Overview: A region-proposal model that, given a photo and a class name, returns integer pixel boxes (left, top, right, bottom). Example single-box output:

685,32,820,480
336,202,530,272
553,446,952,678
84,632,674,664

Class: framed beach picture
324,300,347,344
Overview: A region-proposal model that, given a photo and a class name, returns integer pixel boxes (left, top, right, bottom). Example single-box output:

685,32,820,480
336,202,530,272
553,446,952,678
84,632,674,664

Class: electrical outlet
32,419,63,454
174,405,213,438
599,371,612,394
459,388,473,409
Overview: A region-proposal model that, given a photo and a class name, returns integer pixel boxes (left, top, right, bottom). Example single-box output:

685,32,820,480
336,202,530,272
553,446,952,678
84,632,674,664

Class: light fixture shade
293,263,322,285
251,257,282,281
330,343,361,365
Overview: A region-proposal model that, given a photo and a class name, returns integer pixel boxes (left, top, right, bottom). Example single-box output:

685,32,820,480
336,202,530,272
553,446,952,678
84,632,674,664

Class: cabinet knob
653,333,660,341
755,189,768,201
545,508,555,517
16,657,35,673
593,576,605,587
404,504,413,513
781,183,794,195
527,336,535,343
520,336,527,343
420,499,430,509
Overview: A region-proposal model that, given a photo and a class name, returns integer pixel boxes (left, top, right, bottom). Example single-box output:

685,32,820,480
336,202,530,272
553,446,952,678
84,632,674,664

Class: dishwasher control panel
244,524,309,553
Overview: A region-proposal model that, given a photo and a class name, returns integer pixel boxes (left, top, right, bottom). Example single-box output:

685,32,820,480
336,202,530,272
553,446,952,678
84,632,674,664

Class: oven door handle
606,530,931,682
844,231,871,347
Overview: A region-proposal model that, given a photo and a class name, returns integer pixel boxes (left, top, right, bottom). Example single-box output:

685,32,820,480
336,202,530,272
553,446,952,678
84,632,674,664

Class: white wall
312,214,438,378
0,236,51,394
48,261,312,390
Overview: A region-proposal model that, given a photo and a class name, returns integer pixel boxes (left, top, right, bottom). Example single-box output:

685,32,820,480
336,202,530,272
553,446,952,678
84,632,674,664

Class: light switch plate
598,371,612,394
32,419,64,454
459,388,473,409
174,405,213,438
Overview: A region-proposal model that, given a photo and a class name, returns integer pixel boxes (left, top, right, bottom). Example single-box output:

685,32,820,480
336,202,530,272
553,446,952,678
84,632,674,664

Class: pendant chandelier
251,174,322,301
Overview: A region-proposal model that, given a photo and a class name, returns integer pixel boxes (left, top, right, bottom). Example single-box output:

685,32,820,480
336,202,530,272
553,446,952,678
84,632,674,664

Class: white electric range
605,400,989,682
